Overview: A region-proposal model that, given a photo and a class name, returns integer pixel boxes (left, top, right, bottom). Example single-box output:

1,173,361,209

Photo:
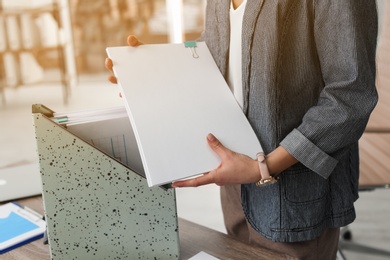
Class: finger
107,75,117,84
207,133,228,158
172,173,215,188
127,35,143,47
105,58,113,72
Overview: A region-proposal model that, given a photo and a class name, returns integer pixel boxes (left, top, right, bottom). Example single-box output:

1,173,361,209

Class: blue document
0,202,46,254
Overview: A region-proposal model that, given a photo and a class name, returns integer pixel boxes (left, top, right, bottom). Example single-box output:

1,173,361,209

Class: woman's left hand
172,133,261,187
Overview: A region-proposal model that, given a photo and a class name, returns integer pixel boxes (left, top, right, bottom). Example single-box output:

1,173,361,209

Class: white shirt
227,0,247,110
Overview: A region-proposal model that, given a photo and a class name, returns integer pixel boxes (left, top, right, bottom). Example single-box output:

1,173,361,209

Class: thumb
207,133,228,157
127,35,143,47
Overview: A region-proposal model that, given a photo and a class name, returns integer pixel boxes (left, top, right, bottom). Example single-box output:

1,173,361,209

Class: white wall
377,0,385,38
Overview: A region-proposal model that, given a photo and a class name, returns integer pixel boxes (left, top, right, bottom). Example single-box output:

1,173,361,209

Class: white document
53,106,128,126
66,114,145,177
106,42,263,187
189,251,219,260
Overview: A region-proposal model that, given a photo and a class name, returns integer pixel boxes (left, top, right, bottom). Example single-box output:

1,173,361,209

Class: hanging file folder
33,104,179,259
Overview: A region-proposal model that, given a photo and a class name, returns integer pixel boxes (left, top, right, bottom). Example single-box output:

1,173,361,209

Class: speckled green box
33,105,179,259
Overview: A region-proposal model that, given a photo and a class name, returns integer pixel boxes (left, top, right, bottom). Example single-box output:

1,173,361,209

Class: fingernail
129,36,137,45
207,133,215,141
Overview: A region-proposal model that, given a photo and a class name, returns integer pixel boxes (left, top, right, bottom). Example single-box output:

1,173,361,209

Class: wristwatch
256,152,278,186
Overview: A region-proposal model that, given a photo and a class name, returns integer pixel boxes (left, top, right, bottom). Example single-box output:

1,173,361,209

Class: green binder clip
184,41,199,59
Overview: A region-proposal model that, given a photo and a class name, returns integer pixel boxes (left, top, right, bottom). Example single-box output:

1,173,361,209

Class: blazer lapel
242,0,265,114
213,0,230,78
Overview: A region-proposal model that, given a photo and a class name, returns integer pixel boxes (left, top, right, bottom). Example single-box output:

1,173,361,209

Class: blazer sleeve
280,0,378,178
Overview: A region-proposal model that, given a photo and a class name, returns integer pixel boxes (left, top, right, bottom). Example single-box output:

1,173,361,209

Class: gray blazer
202,0,378,242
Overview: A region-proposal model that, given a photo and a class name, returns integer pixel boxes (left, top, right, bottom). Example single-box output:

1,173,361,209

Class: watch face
258,177,278,186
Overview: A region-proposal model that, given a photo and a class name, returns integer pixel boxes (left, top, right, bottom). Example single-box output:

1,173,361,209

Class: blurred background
0,0,206,100
0,0,225,234
0,1,389,259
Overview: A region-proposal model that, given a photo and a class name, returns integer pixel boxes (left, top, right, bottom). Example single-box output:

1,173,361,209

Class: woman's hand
105,35,144,84
172,133,261,187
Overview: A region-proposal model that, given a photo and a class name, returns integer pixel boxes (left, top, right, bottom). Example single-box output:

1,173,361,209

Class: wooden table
1,196,295,260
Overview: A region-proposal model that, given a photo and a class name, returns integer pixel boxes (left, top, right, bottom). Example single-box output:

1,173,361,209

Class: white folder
106,42,263,187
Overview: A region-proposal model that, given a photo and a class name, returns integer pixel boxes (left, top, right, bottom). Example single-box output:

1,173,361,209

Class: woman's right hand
105,35,144,84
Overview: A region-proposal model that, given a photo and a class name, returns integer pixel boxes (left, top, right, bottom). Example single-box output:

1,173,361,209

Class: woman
106,0,378,258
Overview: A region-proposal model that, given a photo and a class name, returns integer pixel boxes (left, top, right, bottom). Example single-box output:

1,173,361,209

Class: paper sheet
189,251,219,260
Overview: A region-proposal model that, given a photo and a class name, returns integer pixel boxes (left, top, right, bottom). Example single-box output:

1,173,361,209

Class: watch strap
256,152,277,186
